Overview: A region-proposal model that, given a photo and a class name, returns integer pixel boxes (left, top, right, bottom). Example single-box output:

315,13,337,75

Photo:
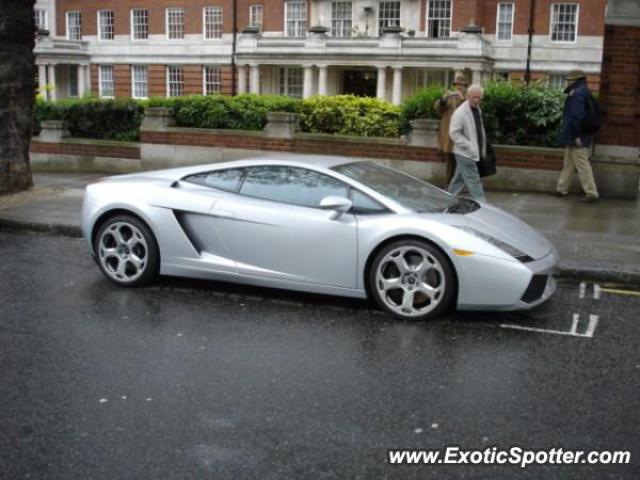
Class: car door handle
210,209,233,219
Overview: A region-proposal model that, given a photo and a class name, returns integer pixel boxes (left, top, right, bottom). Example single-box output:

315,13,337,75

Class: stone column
237,65,247,94
303,65,314,99
376,66,387,101
47,64,57,101
249,64,260,94
78,65,86,97
391,67,402,105
38,65,48,99
472,69,482,85
318,65,328,95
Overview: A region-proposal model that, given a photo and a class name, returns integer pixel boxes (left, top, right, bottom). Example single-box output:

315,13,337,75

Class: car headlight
453,226,534,263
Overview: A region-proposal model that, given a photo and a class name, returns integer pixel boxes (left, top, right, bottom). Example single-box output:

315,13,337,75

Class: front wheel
368,240,455,321
94,214,159,287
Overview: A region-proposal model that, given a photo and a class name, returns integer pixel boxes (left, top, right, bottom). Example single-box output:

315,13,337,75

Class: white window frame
331,2,353,38
34,8,48,31
496,2,514,42
378,1,401,34
249,4,263,30
166,7,185,40
203,66,223,95
418,69,452,88
97,10,115,41
426,0,452,39
284,0,307,38
131,9,149,41
548,73,565,89
132,65,148,99
68,65,79,97
167,66,184,97
66,11,82,40
203,6,223,39
279,67,303,98
99,65,114,98
549,3,579,44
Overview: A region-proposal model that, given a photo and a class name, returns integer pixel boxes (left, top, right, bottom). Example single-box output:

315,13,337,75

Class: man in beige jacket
433,75,468,185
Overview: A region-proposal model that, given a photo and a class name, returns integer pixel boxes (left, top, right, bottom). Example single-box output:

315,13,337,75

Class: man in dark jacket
555,70,599,202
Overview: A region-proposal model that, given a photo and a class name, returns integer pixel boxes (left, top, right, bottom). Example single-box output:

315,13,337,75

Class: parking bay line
600,287,640,297
500,314,599,338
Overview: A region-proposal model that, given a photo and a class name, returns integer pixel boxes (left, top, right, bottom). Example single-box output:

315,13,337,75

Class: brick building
34,0,606,103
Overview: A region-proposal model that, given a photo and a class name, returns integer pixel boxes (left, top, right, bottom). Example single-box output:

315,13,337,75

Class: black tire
368,239,455,321
94,214,160,287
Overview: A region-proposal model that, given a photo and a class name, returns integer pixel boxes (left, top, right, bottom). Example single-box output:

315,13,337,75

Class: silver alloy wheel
97,221,149,283
375,246,446,318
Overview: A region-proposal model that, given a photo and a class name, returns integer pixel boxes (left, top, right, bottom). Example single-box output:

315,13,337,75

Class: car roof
120,154,360,181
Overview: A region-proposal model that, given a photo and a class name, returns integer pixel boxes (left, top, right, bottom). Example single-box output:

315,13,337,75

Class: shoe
579,195,599,203
555,191,568,197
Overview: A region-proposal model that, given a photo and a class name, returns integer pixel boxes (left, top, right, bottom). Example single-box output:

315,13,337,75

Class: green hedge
34,97,144,141
400,81,565,147
298,95,401,138
34,83,566,147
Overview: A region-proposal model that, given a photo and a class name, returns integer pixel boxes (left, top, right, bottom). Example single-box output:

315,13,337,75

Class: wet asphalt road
0,230,638,479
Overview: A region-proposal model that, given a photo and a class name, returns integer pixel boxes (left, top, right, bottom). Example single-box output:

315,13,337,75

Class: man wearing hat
556,69,599,202
434,74,468,185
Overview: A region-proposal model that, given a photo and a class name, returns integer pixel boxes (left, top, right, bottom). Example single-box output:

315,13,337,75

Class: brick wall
139,129,564,171
597,24,640,147
30,140,141,159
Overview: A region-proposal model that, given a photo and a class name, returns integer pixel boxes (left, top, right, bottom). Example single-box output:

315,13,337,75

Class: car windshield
332,161,478,214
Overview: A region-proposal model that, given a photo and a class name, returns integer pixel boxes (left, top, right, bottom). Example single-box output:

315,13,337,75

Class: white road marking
579,282,586,299
584,315,599,338
593,284,601,300
570,313,580,335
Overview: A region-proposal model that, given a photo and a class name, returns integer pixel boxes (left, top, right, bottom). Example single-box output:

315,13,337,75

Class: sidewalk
1,173,639,284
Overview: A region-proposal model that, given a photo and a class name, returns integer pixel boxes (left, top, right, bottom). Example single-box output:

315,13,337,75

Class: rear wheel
94,215,159,287
369,240,455,321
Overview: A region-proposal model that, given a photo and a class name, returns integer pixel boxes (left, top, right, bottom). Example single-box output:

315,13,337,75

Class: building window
418,69,451,88
98,10,115,41
34,8,48,31
204,66,222,94
285,0,307,37
548,74,565,89
494,71,511,82
204,6,223,39
426,0,451,38
132,66,148,99
331,2,352,38
550,3,578,42
131,9,149,40
99,65,114,98
167,8,185,40
249,5,263,30
68,65,79,97
496,3,514,41
66,11,82,40
279,67,303,98
378,1,401,33
167,66,184,97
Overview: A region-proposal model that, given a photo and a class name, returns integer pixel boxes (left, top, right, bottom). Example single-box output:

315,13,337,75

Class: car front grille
521,275,549,303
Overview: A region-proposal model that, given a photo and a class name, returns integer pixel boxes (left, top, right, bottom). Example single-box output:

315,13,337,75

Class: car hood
437,203,553,259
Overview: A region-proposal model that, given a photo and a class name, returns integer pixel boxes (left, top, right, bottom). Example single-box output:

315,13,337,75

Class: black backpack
582,91,604,136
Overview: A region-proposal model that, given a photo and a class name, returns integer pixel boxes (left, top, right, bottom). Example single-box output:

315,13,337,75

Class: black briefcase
478,143,497,177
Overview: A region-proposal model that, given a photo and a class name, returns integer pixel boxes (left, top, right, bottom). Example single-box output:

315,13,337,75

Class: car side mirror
320,196,353,220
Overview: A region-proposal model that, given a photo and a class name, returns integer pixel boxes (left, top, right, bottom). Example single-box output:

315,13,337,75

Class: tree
0,0,35,194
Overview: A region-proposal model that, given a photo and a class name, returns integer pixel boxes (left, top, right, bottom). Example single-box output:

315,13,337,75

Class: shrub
481,81,564,147
399,84,446,134
298,95,401,138
147,94,299,130
34,97,144,141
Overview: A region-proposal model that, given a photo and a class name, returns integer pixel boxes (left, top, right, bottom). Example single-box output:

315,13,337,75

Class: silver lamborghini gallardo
81,156,558,321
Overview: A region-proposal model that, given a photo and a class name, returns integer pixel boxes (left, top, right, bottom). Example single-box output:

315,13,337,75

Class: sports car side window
183,169,244,192
350,189,388,214
239,166,350,208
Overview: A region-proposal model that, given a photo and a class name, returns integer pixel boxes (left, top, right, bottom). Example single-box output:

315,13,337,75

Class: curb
1,218,639,286
0,219,82,238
